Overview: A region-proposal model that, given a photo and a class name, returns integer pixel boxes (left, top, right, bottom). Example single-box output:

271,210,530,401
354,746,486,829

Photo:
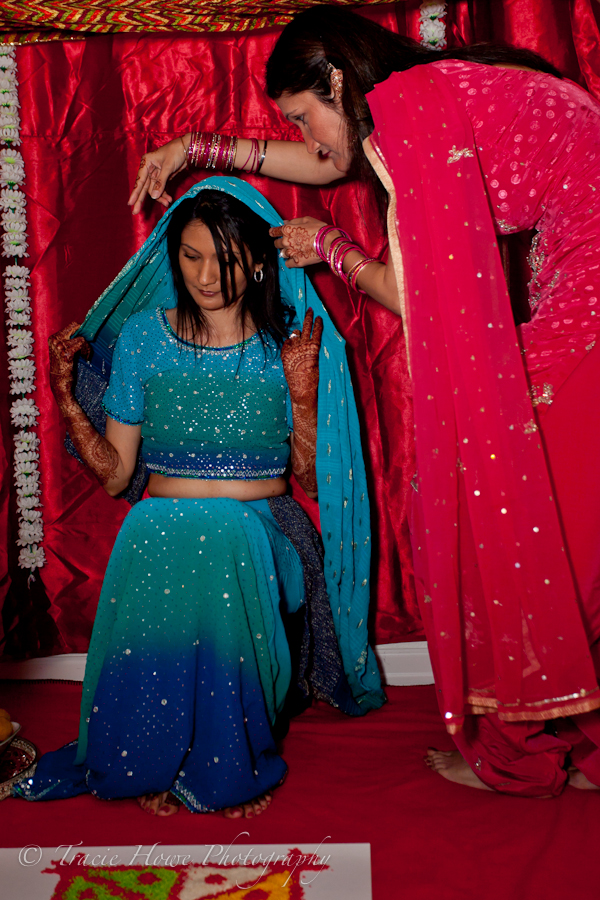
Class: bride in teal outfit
14,178,383,817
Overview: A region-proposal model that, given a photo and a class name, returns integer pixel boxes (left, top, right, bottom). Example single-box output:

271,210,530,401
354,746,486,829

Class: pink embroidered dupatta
367,65,600,733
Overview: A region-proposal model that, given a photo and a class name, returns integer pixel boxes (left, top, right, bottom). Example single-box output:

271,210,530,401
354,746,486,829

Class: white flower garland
419,1,448,50
1,46,45,573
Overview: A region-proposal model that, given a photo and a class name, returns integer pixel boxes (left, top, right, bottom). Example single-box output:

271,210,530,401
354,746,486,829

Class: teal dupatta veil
75,176,384,712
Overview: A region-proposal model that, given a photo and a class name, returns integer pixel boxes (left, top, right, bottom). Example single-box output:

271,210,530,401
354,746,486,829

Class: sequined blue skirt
15,497,304,811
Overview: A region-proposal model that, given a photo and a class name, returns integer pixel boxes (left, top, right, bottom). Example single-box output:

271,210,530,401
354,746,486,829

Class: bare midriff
147,472,288,501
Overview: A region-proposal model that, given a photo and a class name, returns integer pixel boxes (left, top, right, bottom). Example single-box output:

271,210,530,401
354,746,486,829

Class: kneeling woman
15,180,383,817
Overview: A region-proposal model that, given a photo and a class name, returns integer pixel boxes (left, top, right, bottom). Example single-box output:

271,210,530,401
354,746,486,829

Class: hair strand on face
167,190,294,354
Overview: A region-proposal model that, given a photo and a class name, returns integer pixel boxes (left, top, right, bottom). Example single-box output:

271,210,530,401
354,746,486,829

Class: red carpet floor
2,680,600,899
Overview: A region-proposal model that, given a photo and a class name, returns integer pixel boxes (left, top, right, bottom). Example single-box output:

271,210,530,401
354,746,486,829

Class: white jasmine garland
11,383,35,396
7,335,34,354
9,370,34,382
6,263,29,276
16,471,40,488
14,428,39,446
6,307,31,324
2,242,28,259
20,520,43,536
0,165,25,187
10,398,39,427
18,524,44,546
8,327,32,340
1,50,44,572
9,372,36,389
21,508,42,521
9,360,35,377
6,296,29,310
2,209,27,225
421,1,446,15
9,358,35,373
9,374,36,392
19,545,45,570
419,1,448,50
8,342,33,358
22,547,45,568
15,458,38,474
2,198,26,211
0,129,20,145
5,278,29,291
17,494,40,510
3,220,27,235
15,449,38,463
10,380,35,396
0,90,20,104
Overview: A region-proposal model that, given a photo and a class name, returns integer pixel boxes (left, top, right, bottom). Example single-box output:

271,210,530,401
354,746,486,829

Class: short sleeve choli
103,308,293,480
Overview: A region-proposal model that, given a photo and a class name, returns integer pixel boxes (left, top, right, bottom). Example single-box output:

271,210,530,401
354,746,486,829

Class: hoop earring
253,269,264,283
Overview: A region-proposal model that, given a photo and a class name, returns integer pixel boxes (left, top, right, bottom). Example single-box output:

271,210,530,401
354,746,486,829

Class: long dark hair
167,189,292,350
266,5,563,201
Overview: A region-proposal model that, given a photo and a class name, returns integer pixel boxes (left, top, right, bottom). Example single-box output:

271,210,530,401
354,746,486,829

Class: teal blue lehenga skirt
15,496,305,811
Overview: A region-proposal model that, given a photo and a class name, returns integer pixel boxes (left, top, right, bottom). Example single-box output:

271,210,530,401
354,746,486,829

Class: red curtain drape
1,0,599,658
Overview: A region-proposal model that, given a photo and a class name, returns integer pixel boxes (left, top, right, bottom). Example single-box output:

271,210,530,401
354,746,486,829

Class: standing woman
131,5,600,796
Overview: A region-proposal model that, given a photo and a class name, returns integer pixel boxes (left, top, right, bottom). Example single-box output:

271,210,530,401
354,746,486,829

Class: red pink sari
366,61,600,794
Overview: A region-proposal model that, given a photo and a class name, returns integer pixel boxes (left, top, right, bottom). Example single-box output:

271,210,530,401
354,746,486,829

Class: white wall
0,643,434,685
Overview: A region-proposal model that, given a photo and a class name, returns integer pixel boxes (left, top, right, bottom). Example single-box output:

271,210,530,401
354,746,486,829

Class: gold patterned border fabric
0,0,395,44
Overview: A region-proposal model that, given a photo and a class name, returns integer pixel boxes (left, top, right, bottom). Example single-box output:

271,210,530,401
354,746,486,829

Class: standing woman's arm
271,217,402,315
127,134,343,215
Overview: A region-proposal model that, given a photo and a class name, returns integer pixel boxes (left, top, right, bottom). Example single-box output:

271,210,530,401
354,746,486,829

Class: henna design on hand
62,405,120,486
49,322,119,487
48,321,91,402
133,156,148,189
281,224,316,263
270,222,323,265
282,309,323,494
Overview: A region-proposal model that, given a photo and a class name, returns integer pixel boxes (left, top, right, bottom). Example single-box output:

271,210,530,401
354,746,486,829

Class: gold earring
327,63,343,99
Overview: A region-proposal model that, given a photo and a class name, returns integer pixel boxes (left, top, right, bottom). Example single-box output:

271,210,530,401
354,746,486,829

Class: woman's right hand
48,322,90,402
127,135,189,215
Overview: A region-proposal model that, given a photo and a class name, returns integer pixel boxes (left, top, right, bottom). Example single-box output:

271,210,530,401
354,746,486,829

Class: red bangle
329,239,354,277
314,225,350,262
187,132,238,172
346,257,377,292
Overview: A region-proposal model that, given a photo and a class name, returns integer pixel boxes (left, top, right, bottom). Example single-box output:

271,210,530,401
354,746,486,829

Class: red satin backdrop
1,0,599,657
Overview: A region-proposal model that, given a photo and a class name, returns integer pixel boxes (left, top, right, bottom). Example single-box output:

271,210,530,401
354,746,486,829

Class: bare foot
223,792,272,819
137,791,181,816
568,766,600,790
425,748,494,791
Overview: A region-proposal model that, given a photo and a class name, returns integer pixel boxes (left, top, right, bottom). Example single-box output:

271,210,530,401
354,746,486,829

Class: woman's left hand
269,217,328,267
281,309,323,403
283,309,322,497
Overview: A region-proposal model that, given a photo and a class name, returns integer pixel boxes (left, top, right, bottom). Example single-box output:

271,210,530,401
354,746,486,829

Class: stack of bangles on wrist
313,225,377,292
187,132,267,174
